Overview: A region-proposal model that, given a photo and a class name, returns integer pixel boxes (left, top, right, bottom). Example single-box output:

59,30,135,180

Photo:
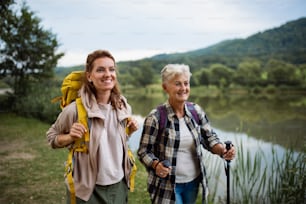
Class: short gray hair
161,64,192,83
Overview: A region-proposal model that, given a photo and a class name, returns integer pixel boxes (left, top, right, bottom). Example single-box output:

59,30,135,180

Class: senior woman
137,64,236,204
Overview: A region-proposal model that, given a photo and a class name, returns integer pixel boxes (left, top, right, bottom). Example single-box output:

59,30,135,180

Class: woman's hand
222,144,236,161
126,117,139,135
211,143,236,161
155,160,172,178
69,122,87,141
55,122,86,147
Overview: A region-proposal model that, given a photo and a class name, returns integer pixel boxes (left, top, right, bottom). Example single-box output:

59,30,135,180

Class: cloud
27,0,306,67
57,50,87,67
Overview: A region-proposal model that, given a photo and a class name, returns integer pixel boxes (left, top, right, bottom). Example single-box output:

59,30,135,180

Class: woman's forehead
170,73,189,81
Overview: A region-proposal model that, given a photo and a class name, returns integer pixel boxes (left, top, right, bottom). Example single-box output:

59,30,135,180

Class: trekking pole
224,140,232,204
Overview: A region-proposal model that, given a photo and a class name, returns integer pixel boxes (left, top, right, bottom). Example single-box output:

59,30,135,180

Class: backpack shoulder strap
65,98,89,204
157,102,200,136
157,104,167,137
186,101,200,125
74,98,89,152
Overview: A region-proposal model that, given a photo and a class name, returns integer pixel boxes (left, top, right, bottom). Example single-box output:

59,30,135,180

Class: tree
129,65,155,87
197,68,210,86
296,64,306,86
265,59,299,86
209,63,234,87
235,60,262,86
0,0,63,100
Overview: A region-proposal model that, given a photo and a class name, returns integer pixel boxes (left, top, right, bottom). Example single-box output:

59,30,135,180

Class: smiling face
163,73,190,103
87,57,116,93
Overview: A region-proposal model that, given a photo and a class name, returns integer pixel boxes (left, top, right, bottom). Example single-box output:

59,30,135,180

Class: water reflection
127,94,306,152
128,117,292,161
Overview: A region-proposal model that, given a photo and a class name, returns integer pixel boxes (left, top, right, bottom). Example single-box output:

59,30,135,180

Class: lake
127,94,306,153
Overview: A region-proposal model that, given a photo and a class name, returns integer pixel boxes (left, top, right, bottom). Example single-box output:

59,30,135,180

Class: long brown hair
83,50,124,110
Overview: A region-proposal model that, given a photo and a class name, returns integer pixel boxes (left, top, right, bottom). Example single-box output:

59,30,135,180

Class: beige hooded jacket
46,87,132,201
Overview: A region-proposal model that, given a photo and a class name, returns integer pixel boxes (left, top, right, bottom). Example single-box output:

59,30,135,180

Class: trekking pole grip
225,140,232,150
224,140,232,162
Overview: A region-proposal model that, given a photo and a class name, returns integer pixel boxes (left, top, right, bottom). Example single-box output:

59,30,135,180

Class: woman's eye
96,68,104,72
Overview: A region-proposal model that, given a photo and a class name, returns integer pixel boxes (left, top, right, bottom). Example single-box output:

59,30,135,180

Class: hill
183,17,306,62
116,17,306,74
55,17,306,81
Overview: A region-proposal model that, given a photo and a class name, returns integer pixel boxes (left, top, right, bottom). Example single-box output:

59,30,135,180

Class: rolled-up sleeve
194,104,221,151
46,103,77,148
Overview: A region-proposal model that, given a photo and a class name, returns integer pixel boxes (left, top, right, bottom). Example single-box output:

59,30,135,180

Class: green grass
0,113,152,204
0,113,209,204
1,113,304,204
0,113,67,204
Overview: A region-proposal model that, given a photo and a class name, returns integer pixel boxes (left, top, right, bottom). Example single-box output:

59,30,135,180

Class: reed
221,142,304,203
202,151,223,203
200,140,305,204
231,141,268,203
268,147,305,203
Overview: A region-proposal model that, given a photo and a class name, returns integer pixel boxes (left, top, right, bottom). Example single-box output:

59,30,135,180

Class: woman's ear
86,72,91,82
162,83,167,92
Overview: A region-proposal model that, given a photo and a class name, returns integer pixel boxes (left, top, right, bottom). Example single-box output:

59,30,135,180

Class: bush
265,85,278,94
0,94,12,112
14,82,60,123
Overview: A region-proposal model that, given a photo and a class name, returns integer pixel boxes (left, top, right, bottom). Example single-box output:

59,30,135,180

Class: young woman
47,50,138,204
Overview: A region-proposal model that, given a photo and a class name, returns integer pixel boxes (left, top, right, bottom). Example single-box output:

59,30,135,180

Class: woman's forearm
55,134,74,147
211,143,225,157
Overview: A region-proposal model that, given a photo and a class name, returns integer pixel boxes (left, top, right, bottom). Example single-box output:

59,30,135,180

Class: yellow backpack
52,71,137,204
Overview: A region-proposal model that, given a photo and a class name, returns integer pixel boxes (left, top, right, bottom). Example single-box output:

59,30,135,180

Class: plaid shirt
137,101,221,204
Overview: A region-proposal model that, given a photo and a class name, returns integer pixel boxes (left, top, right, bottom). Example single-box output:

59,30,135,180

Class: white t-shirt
175,118,200,183
96,103,124,185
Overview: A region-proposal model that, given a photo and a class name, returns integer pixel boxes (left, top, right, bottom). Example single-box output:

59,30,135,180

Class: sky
25,0,306,67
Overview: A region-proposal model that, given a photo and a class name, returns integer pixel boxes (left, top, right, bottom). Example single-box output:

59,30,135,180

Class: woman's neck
169,99,185,118
96,91,111,104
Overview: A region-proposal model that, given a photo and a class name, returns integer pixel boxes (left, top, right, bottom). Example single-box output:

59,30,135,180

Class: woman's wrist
212,143,225,157
54,135,61,147
152,160,160,169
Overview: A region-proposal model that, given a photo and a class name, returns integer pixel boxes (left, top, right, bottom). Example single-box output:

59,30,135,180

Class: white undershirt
96,103,124,185
175,118,200,183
